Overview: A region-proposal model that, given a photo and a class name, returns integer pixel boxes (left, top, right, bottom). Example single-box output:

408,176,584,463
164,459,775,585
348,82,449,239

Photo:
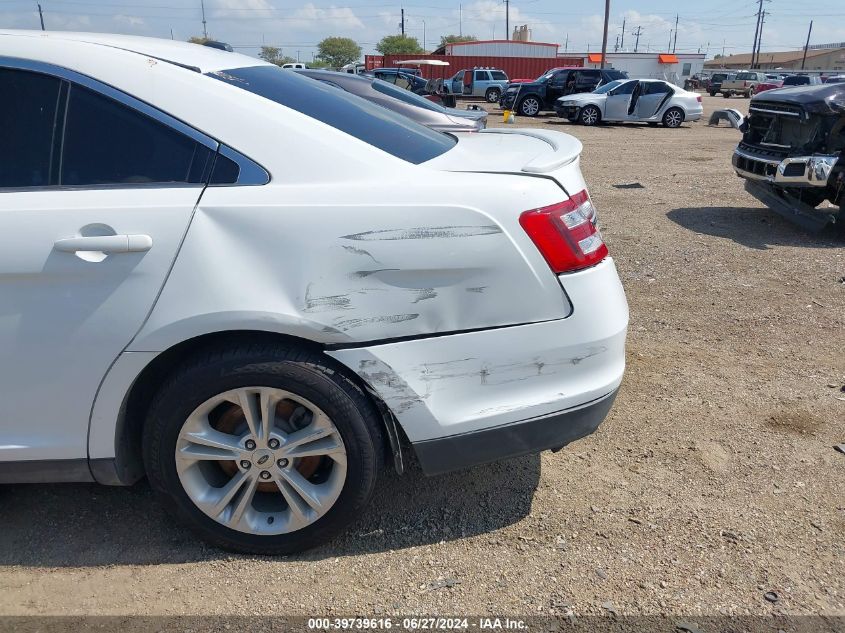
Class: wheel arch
88,330,405,486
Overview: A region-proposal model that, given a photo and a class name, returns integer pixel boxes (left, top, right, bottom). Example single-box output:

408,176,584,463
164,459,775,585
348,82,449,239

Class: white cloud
113,15,146,28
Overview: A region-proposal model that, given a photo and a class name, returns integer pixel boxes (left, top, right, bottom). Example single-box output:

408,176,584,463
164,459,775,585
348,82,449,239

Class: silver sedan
555,79,703,127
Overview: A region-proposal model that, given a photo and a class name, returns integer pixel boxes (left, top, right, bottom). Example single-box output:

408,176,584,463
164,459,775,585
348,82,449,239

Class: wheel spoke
235,389,262,439
205,470,253,518
281,425,335,453
279,467,324,511
225,475,259,527
178,428,244,462
276,479,312,526
284,435,345,460
259,390,281,443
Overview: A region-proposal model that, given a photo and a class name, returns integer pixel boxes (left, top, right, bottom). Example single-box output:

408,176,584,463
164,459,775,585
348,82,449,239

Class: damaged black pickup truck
732,83,844,230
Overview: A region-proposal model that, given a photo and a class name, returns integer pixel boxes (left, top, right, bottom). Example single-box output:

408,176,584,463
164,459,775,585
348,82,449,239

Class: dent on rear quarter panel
130,184,572,350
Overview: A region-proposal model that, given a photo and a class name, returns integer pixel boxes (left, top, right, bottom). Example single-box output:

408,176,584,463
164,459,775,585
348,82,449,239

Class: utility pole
667,29,673,52
755,10,767,68
200,0,208,39
504,0,510,41
564,33,568,52
459,4,462,36
633,26,643,53
599,0,610,69
750,0,763,68
620,17,625,51
672,13,678,53
37,3,45,30
170,28,174,40
614,34,619,53
400,7,405,36
801,20,813,70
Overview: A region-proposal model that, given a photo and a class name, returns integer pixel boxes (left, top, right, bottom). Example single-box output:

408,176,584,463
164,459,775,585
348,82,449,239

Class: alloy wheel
520,97,540,116
581,106,599,125
664,109,683,128
175,386,347,536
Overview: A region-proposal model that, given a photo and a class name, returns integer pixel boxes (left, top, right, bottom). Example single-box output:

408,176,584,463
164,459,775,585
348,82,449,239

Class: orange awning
587,53,604,63
658,54,679,64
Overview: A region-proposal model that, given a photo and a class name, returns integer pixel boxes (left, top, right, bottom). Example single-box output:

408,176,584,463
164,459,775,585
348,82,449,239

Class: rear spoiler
479,128,582,173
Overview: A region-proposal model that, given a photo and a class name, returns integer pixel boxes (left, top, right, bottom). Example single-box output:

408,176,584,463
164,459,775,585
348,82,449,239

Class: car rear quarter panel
128,172,573,351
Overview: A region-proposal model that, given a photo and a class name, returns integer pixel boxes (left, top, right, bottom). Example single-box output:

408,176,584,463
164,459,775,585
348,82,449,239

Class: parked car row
500,67,628,116
0,30,628,555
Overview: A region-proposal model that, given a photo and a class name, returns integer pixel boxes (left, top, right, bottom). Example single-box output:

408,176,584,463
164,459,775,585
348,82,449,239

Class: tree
259,46,296,66
439,34,477,47
376,34,424,55
713,53,724,59
188,36,209,45
317,37,362,68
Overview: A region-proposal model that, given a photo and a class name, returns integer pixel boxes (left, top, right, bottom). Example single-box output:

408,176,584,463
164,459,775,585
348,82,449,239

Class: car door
634,81,672,119
604,80,638,120
546,70,570,104
473,70,490,96
450,71,464,94
0,62,214,466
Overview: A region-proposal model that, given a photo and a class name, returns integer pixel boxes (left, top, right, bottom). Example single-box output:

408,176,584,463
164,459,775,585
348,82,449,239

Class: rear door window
0,68,62,188
61,84,212,186
209,65,456,164
491,71,508,81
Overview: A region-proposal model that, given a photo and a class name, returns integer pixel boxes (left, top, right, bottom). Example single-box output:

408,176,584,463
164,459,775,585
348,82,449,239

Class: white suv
0,30,628,554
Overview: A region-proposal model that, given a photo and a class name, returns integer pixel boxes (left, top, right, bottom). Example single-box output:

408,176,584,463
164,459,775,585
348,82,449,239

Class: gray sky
1,0,843,60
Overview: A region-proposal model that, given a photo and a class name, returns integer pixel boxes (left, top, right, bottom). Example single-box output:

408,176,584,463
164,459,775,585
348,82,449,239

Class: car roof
0,29,267,73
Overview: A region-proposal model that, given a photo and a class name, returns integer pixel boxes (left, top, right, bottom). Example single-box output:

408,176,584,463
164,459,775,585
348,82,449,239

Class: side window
0,68,62,188
577,70,601,86
613,80,637,95
646,82,671,95
682,63,692,76
474,70,488,81
61,84,212,186
491,71,508,81
551,71,569,86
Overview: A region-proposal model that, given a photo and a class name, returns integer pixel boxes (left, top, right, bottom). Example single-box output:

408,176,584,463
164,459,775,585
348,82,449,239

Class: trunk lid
424,128,586,194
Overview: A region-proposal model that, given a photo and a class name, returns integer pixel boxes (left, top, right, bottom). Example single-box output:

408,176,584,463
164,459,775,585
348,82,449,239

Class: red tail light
697,95,702,102
519,190,608,274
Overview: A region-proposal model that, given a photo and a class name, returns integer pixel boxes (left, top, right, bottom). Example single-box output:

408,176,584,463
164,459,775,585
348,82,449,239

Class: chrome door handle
53,234,153,254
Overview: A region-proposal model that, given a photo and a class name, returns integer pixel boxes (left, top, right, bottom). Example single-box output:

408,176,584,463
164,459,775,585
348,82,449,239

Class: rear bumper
327,257,628,470
412,388,618,475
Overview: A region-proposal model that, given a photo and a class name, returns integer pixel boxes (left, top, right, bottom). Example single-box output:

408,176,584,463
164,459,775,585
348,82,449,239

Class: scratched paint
340,225,503,241
334,313,419,331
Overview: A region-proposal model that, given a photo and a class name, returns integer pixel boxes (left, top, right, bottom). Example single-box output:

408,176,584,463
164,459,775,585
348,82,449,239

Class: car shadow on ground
0,455,540,567
667,206,845,250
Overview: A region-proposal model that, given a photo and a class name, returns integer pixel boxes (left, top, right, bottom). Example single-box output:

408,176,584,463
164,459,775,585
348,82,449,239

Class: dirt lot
1,95,843,619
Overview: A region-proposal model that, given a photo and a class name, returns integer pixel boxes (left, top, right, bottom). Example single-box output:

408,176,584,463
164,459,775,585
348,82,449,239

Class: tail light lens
697,95,702,102
519,190,608,273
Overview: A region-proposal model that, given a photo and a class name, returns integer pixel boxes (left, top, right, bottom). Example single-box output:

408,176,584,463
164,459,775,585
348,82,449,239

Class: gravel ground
1,95,843,619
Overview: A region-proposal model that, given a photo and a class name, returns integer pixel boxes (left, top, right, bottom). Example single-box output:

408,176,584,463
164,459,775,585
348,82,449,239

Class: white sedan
0,30,628,553
556,78,704,127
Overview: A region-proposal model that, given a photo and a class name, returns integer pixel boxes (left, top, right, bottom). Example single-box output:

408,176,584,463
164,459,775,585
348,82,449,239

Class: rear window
782,76,810,85
371,78,446,113
208,65,456,164
603,70,628,81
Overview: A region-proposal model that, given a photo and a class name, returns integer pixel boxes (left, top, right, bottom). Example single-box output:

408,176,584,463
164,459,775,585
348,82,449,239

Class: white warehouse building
576,52,706,84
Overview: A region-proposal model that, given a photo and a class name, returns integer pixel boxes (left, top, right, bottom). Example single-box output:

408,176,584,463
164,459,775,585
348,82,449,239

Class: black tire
518,95,541,117
723,92,730,98
580,105,601,126
143,342,384,555
709,90,716,97
662,107,685,128
485,87,501,103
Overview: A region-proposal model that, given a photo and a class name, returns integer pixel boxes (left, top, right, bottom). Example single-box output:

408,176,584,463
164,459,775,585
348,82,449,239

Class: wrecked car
0,31,629,554
732,83,845,230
